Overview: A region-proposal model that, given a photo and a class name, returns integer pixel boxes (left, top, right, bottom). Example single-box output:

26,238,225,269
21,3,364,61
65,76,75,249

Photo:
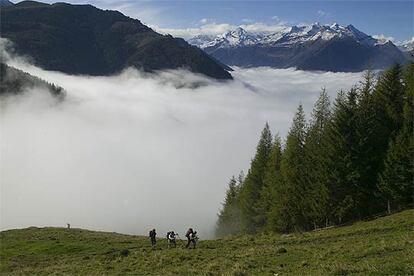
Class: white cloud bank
0,59,363,238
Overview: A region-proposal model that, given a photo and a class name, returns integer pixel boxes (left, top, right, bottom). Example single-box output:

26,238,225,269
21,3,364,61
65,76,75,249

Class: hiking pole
175,233,185,247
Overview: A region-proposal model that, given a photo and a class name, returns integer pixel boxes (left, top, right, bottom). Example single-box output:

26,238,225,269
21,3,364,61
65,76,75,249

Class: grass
1,209,413,275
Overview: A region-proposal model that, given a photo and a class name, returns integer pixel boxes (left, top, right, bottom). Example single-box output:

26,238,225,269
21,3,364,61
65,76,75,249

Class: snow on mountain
187,23,408,72
187,34,216,48
398,38,414,52
190,27,260,48
190,23,384,49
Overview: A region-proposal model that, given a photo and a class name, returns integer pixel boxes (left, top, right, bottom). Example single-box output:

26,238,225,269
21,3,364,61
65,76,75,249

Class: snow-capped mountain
188,23,408,72
189,27,259,48
398,38,414,52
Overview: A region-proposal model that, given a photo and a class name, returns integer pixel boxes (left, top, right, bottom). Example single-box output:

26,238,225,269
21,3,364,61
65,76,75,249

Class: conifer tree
326,89,361,223
216,176,241,237
239,123,273,233
304,88,331,228
257,134,283,231
378,63,414,213
370,64,405,171
354,70,383,215
278,105,308,231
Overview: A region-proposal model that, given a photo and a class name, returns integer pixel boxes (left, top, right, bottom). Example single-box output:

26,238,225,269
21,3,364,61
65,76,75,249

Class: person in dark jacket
149,229,156,248
185,228,193,248
185,228,198,249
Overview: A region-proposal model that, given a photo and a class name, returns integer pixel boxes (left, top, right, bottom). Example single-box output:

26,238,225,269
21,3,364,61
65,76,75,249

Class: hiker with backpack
185,228,198,249
166,231,177,248
149,229,157,248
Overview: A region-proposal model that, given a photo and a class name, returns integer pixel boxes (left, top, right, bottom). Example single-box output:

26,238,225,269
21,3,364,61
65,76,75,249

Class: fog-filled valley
1,56,363,238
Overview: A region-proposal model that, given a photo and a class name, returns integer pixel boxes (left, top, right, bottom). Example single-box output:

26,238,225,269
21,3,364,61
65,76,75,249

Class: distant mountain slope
0,63,64,96
189,23,408,72
0,1,232,79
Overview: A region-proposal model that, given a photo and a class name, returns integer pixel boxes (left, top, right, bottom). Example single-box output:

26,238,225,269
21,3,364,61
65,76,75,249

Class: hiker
149,229,156,248
166,231,177,248
185,228,198,249
67,223,71,229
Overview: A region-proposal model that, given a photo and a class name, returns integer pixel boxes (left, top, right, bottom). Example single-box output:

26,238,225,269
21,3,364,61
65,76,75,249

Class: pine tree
326,89,361,224
239,123,273,233
257,134,283,231
304,88,331,228
277,105,308,231
216,176,242,237
373,64,405,140
378,63,414,213
369,64,405,175
354,70,383,215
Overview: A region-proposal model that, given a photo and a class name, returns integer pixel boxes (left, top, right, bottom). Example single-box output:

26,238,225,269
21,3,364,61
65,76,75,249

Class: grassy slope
1,209,413,275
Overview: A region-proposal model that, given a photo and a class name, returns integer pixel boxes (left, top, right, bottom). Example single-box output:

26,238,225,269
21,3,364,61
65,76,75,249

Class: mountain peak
330,22,342,30
346,24,357,30
233,26,246,33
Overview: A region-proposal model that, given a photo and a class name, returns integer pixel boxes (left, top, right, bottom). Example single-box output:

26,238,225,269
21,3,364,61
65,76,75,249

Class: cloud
317,10,330,17
373,34,395,42
241,18,255,23
199,18,210,24
395,36,414,46
1,56,363,238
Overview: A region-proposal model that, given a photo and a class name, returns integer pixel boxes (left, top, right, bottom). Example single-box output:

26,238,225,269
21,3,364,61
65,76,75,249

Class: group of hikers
148,228,198,249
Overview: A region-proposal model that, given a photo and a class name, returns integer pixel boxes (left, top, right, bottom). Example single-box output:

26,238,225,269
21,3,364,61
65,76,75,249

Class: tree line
216,63,413,237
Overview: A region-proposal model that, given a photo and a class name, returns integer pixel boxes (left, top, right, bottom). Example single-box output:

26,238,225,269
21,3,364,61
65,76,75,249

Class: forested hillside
217,63,414,236
0,63,64,97
0,1,232,79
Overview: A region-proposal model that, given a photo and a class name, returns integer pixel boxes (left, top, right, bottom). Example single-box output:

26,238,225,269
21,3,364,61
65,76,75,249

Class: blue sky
36,0,414,41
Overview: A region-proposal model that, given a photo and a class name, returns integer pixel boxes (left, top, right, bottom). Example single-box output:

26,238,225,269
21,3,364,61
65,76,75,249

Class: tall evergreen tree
378,63,414,213
354,70,383,215
277,105,308,231
370,64,405,172
216,176,242,237
373,64,405,139
257,134,283,231
239,123,273,233
326,89,361,223
304,88,331,228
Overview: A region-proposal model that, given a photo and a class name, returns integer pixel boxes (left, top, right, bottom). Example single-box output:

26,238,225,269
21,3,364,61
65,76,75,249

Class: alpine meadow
1,0,413,275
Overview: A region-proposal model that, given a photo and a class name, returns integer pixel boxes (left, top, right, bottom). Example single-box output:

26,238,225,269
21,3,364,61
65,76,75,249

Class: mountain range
1,1,411,77
188,23,411,72
0,1,232,79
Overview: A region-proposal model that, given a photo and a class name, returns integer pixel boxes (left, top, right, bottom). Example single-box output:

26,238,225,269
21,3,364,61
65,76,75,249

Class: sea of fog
0,59,363,238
